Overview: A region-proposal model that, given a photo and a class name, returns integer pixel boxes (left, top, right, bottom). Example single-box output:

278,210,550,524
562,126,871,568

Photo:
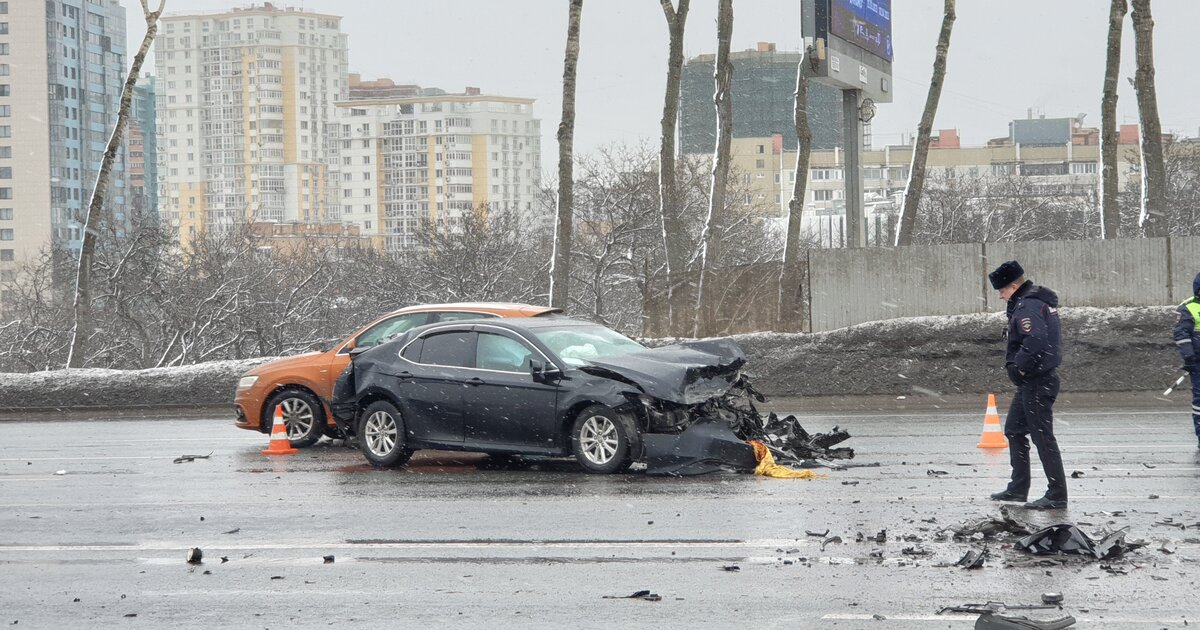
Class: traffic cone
976,393,1008,449
262,404,298,456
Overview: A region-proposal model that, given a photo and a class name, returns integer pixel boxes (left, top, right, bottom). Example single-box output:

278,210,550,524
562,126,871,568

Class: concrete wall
985,238,1170,311
1169,236,1200,305
807,237,1190,332
808,243,985,332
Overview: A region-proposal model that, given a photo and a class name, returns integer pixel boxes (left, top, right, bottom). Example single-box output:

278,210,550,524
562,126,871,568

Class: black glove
1006,363,1025,385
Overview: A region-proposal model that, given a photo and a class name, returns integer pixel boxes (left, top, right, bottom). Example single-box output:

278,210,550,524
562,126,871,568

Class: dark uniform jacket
1172,272,1200,367
1005,281,1062,384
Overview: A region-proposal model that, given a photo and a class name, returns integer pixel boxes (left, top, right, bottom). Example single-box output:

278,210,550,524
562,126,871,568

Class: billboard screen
829,0,893,61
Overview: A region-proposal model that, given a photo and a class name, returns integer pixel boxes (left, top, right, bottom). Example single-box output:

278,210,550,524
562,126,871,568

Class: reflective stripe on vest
1183,298,1200,332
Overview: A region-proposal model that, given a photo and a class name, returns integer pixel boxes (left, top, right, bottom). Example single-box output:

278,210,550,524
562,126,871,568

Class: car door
462,329,560,450
397,327,476,445
325,313,431,400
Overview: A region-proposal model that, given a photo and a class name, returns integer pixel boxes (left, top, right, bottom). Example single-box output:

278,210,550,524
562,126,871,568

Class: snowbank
0,306,1180,410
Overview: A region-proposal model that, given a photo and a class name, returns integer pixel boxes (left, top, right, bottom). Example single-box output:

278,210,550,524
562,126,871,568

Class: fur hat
988,260,1024,290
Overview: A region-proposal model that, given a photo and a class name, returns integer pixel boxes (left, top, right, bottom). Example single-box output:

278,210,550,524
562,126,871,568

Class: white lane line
796,410,1190,419
2,541,759,553
0,456,185,462
822,613,1192,624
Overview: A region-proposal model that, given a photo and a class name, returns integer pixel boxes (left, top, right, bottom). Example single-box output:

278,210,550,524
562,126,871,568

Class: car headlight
236,376,259,390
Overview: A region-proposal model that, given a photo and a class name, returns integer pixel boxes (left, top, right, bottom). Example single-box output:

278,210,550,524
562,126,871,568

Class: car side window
419,331,475,368
400,338,423,362
434,311,501,323
476,332,535,373
354,313,429,349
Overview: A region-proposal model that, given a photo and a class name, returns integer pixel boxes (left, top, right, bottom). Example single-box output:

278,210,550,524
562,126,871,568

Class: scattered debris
270,575,284,580
870,529,887,543
821,536,843,551
54,470,66,476
719,564,740,572
841,481,860,486
926,469,948,477
185,548,203,564
123,614,137,618
937,602,1076,629
603,590,661,602
957,548,988,569
1016,525,1144,560
1158,541,1176,555
172,452,213,464
220,556,229,564
221,528,240,535
950,507,1032,540
1041,592,1064,605
872,613,886,620
1070,471,1085,478
748,441,827,479
1149,494,1160,500
323,555,335,564
805,530,830,538
902,546,933,557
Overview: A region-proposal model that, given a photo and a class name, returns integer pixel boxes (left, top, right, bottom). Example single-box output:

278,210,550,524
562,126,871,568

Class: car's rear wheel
264,388,325,448
358,400,413,468
571,405,639,474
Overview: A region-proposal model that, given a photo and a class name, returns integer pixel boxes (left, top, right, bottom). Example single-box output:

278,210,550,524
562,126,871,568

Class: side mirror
529,358,549,381
349,346,370,358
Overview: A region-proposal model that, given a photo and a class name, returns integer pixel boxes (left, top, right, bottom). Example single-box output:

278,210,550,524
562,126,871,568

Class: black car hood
578,338,745,405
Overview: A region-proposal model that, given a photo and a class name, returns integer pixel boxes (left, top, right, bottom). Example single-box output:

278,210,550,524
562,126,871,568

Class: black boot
990,490,1027,502
1024,496,1068,510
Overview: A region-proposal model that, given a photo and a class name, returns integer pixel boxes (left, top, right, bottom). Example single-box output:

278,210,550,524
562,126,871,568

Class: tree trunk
658,0,691,336
1100,0,1127,239
1099,0,1123,240
1131,0,1166,237
894,0,956,247
549,0,583,308
68,0,166,368
778,54,813,331
693,0,733,338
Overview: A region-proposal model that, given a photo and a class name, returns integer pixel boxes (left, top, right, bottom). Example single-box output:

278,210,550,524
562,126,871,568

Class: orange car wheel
264,388,326,448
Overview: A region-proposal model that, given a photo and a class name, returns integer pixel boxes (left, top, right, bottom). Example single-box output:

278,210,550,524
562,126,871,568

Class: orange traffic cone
262,404,298,456
976,393,1008,449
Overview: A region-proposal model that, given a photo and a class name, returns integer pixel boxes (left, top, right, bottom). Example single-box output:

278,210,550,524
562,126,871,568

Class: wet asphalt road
1,402,1198,628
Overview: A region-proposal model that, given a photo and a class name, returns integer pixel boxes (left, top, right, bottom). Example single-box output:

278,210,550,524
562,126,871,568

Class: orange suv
234,303,561,446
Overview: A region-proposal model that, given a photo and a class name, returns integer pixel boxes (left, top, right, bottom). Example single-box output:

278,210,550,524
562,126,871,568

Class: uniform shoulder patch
1020,317,1033,333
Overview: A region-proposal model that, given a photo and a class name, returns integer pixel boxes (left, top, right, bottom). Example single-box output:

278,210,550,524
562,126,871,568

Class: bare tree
894,0,956,247
67,0,166,368
657,0,691,335
549,0,584,309
694,0,734,338
778,51,815,331
1131,0,1167,237
1100,0,1127,239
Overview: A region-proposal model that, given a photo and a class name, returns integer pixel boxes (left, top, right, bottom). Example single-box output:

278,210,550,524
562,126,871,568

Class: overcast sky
125,1,1199,172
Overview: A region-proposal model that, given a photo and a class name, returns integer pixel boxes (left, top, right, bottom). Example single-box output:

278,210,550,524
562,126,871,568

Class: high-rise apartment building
128,74,157,222
0,0,128,281
154,3,348,248
331,85,541,252
679,42,843,156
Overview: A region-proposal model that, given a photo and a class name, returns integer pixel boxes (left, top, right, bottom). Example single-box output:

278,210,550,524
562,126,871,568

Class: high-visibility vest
1183,297,1200,331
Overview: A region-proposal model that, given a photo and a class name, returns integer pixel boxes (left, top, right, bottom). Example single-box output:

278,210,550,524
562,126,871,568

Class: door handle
395,371,412,379
465,377,485,386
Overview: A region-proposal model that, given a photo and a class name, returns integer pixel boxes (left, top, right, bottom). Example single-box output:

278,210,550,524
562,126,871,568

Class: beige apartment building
154,3,348,250
727,118,1146,234
0,0,129,290
330,85,541,252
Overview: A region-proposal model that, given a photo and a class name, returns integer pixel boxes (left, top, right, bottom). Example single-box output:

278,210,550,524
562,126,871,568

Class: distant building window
0,44,8,55
1070,161,1098,175
0,104,8,116
0,249,13,262
813,189,834,201
812,168,843,181
0,228,12,240
755,159,765,169
0,147,8,158
0,208,11,220
0,3,8,15
0,64,8,76
0,126,9,138
991,163,1015,177
0,187,9,199
0,167,9,178
1022,162,1069,177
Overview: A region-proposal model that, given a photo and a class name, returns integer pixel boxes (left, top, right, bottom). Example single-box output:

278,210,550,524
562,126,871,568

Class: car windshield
532,325,645,367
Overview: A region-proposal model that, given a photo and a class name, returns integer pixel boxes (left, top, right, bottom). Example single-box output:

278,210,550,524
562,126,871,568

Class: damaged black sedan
330,318,748,474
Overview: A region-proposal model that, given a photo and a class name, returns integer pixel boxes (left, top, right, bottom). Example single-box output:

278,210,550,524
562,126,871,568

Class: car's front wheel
264,388,326,448
358,400,414,468
571,405,639,474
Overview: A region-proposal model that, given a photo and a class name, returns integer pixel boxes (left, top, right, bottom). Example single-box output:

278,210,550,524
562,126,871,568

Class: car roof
383,302,562,318
421,317,600,332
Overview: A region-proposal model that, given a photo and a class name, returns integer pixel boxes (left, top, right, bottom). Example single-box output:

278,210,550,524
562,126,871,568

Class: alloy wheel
282,398,315,439
579,415,619,465
363,410,398,457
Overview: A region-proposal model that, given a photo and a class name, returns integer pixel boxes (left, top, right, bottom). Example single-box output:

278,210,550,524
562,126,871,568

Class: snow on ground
0,306,1180,410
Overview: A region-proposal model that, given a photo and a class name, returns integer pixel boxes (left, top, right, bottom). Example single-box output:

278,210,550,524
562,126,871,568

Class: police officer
1172,271,1200,450
987,260,1068,510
